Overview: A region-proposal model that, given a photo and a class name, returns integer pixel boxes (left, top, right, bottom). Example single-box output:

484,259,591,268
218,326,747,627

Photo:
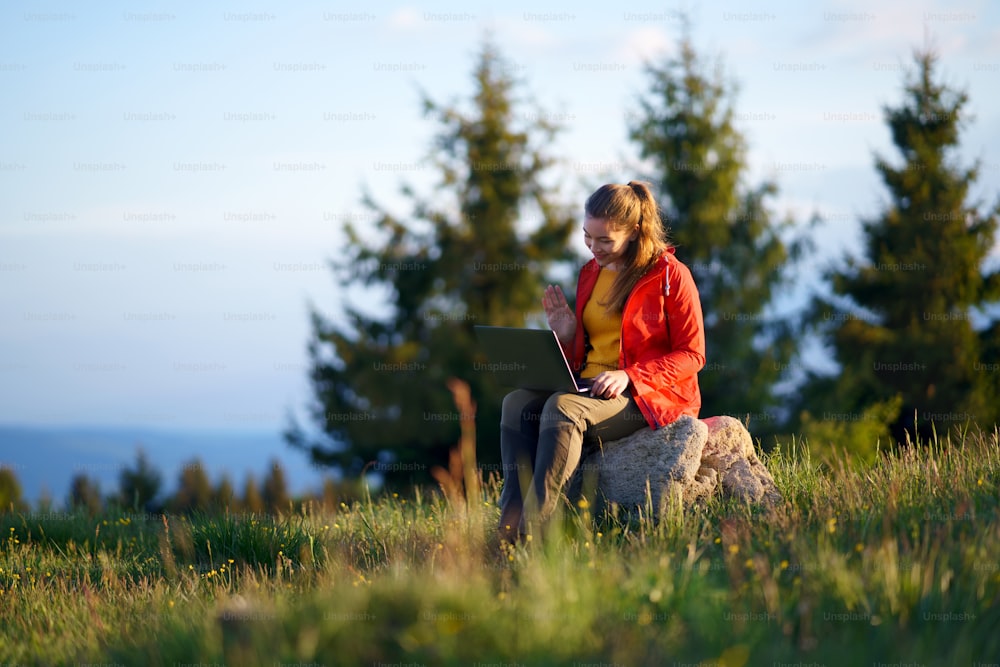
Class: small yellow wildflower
827,518,837,534
780,560,789,570
728,544,739,555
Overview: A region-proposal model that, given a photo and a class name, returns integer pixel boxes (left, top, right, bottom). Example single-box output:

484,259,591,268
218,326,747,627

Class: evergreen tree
213,474,238,513
0,467,25,513
262,460,290,514
117,448,162,511
287,39,577,483
68,474,103,516
800,51,999,451
170,459,213,514
242,474,264,515
36,490,53,513
629,32,803,430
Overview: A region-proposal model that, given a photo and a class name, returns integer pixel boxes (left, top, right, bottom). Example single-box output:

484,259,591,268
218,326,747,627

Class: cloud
386,7,423,32
494,15,564,50
616,26,676,66
804,0,994,62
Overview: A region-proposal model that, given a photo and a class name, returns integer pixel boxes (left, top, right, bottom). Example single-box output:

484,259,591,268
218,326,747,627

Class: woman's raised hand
542,284,576,346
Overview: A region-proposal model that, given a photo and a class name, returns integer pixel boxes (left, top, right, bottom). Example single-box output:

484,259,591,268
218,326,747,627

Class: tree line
0,450,362,515
285,33,998,480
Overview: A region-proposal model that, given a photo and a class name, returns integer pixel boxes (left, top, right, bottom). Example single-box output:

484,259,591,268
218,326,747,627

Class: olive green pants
498,388,646,539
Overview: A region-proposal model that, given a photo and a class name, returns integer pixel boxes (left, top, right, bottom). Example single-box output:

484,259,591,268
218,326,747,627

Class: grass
1,428,998,666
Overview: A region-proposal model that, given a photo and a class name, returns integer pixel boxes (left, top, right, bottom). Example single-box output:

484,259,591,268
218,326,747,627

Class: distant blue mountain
0,424,331,508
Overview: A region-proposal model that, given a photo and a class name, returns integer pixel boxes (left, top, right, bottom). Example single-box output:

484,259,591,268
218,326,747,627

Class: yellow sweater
580,268,622,379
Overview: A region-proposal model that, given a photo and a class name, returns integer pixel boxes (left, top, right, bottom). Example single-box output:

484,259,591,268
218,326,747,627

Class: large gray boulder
700,415,782,506
578,415,708,509
575,414,781,511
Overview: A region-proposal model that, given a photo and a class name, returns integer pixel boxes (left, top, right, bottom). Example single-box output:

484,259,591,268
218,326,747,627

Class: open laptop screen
472,325,590,393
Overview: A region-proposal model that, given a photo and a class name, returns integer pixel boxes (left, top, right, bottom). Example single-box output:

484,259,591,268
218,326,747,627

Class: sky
1,0,998,436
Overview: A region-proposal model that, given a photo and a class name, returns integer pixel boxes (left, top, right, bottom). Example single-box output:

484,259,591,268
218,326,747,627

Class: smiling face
583,215,637,270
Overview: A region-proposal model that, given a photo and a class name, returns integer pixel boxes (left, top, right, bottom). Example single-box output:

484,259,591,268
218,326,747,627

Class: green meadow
1,430,998,666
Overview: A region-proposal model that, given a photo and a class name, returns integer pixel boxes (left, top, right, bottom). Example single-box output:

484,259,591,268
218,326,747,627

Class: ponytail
584,181,669,313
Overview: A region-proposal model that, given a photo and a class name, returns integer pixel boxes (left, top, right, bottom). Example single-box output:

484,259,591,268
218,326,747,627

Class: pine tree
287,39,577,483
629,32,803,431
242,474,264,515
213,474,238,513
170,459,213,514
800,50,1000,450
262,460,290,515
0,467,25,513
117,448,162,511
68,474,103,516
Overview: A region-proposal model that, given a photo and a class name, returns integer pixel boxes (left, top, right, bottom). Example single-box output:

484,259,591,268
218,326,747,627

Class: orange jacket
570,249,706,429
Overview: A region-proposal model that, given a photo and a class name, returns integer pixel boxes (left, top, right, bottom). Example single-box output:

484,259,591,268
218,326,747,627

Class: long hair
584,181,670,313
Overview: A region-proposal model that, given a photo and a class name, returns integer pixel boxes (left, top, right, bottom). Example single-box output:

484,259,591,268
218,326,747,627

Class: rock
687,464,720,504
722,459,763,502
575,414,781,512
577,414,708,510
700,416,782,506
702,415,755,466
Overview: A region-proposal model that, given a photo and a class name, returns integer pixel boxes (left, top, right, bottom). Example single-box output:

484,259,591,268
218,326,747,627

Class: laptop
472,325,592,393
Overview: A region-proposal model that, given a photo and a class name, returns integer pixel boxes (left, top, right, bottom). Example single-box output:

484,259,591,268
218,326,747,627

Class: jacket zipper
619,257,668,429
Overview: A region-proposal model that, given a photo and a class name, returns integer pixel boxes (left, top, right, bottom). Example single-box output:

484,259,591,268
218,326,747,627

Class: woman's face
583,215,637,270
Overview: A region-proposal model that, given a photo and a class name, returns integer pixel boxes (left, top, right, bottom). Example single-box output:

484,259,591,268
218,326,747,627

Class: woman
498,181,705,541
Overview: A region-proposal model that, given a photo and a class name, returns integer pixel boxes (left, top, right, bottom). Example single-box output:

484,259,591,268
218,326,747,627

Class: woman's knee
540,392,587,428
501,389,544,430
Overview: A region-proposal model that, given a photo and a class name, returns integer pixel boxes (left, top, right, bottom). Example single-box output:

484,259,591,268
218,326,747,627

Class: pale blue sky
1,0,998,432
